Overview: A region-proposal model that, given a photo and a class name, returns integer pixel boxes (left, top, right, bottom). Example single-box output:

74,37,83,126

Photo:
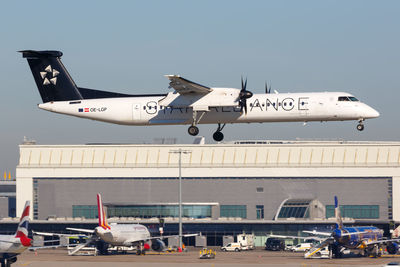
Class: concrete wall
0,197,9,218
16,141,400,220
34,177,389,220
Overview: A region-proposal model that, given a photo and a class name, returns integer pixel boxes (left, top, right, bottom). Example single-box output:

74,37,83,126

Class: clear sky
0,0,399,176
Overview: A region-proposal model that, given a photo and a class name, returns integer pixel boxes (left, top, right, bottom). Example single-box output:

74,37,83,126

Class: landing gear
136,243,146,255
1,256,16,267
187,110,206,136
96,240,109,255
188,125,199,136
357,119,364,131
213,123,226,142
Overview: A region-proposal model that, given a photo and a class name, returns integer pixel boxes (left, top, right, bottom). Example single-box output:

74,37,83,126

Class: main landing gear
187,110,206,136
213,123,225,142
357,119,364,131
186,110,226,142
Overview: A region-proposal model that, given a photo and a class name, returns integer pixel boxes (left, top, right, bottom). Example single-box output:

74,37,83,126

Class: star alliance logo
40,65,59,85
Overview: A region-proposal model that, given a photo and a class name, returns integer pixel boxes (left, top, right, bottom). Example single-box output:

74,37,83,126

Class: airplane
20,50,380,142
0,201,32,267
36,194,197,255
303,196,400,258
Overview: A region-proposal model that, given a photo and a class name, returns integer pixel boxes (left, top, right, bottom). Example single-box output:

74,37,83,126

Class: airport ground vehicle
265,238,285,251
221,242,242,252
304,246,332,259
237,234,255,250
291,243,313,252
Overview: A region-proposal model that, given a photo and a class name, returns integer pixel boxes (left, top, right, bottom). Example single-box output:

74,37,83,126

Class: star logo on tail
40,65,59,85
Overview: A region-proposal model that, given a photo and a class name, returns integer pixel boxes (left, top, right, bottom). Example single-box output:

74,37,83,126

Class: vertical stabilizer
15,200,32,247
334,196,343,229
20,50,83,102
97,194,111,230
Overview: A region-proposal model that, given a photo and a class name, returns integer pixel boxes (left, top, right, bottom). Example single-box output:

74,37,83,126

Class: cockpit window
338,96,359,102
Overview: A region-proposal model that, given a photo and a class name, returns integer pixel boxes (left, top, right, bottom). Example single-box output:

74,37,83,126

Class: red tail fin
97,194,111,230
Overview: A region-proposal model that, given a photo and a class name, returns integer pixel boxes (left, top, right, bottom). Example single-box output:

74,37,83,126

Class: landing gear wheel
357,124,364,131
188,126,199,136
213,131,224,142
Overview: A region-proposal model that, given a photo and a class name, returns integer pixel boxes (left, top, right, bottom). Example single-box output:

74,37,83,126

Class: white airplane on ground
20,50,380,141
36,194,197,255
0,201,32,267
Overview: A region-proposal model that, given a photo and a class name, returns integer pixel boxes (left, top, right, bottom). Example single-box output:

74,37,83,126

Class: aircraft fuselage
95,224,150,246
38,91,379,126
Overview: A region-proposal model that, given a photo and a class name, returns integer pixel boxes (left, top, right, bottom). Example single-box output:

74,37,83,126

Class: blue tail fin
334,196,343,229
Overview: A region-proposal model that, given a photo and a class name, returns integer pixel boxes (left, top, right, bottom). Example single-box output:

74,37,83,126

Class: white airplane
0,201,32,267
20,50,380,141
36,194,197,255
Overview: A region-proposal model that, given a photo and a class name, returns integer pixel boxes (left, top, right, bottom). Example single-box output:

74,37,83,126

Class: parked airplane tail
15,200,32,247
334,196,343,229
97,194,111,230
20,50,83,103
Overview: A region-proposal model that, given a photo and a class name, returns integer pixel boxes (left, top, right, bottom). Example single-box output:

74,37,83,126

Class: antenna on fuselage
265,81,271,94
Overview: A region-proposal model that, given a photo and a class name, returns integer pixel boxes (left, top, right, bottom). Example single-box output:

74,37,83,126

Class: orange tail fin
97,194,111,230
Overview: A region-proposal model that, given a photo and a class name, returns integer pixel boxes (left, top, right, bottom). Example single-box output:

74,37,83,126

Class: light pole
169,148,191,249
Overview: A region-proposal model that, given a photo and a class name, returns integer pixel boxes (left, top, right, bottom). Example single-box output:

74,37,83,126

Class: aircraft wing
0,239,20,244
365,238,400,246
124,233,199,244
148,233,199,240
303,230,332,237
165,75,212,95
65,227,96,234
33,230,89,237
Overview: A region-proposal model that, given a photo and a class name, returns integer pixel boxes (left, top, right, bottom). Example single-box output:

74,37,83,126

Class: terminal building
11,140,400,245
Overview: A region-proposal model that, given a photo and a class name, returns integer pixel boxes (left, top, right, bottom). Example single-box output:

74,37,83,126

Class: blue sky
0,0,399,175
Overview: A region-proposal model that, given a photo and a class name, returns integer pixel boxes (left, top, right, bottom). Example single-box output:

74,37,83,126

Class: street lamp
169,148,192,249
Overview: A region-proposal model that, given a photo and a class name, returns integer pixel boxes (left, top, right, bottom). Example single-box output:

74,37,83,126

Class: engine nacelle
151,239,166,252
387,242,399,255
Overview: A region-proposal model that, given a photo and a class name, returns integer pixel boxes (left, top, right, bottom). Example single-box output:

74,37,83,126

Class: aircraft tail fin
334,196,343,229
97,194,111,230
15,200,32,247
20,50,83,103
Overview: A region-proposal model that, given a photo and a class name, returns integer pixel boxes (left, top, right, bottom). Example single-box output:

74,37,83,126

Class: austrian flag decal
78,108,90,112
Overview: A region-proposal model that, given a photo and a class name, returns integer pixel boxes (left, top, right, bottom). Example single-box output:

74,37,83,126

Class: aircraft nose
367,107,380,118
361,105,380,119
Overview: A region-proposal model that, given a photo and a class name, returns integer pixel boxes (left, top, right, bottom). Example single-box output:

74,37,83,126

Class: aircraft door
132,103,142,122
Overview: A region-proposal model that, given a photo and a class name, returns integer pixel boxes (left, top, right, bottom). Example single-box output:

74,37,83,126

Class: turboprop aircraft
304,196,399,258
20,50,380,141
35,194,197,255
0,201,32,267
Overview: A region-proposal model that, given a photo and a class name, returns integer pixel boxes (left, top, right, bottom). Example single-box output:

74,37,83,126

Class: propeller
239,77,253,114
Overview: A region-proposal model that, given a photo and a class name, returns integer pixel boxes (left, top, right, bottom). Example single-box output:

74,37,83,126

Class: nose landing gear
213,123,226,142
357,119,364,131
